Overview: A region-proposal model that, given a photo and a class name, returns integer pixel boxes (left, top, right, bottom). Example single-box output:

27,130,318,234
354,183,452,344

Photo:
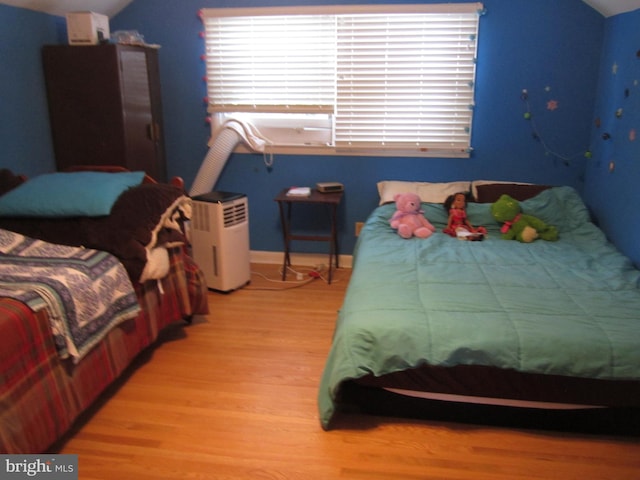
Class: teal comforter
318,187,640,428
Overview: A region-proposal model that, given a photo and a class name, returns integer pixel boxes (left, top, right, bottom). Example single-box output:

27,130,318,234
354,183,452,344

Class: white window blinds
202,4,482,157
204,12,335,114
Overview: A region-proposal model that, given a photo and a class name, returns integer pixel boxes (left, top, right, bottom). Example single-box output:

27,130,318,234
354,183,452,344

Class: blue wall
110,0,603,255
1,0,620,260
0,5,63,176
583,9,640,267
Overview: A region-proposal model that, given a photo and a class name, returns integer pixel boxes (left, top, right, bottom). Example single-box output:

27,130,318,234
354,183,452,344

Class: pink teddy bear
389,192,435,239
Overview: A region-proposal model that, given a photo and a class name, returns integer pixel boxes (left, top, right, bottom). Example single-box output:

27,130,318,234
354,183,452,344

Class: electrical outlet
355,221,364,236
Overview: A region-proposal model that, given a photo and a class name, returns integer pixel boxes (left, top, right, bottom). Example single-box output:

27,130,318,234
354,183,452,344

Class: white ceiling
0,0,639,18
582,0,640,16
0,0,132,17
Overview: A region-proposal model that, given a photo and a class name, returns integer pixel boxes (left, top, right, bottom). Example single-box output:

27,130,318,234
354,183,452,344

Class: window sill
233,144,471,159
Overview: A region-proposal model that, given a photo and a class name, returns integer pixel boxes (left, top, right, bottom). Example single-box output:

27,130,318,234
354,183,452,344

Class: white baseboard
250,250,353,269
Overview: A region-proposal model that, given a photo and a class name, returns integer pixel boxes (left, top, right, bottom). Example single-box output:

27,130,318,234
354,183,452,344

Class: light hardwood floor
58,264,640,479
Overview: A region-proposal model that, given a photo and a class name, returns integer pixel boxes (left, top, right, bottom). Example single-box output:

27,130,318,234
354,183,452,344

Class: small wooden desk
274,188,343,284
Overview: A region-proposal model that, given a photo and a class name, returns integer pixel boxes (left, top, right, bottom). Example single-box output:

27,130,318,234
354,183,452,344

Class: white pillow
377,180,471,205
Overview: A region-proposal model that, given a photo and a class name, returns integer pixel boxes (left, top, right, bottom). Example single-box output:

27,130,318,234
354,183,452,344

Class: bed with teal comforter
318,187,640,429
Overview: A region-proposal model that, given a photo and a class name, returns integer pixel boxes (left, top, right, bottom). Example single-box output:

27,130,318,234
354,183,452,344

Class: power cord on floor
245,264,330,291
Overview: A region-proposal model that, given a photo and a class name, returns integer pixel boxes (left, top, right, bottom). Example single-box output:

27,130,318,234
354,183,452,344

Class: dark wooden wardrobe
42,44,167,182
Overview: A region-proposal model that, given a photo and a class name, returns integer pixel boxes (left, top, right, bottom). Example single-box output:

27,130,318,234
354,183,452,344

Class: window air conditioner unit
190,192,250,292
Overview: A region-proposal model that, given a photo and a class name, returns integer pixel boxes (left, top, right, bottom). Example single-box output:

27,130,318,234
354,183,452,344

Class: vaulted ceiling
0,0,639,19
582,0,640,16
0,0,132,17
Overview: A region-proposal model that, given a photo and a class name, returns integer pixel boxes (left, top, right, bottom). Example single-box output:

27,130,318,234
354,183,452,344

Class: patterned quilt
0,229,140,362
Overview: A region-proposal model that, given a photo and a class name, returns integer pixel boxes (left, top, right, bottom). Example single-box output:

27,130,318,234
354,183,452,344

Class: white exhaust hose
189,119,273,197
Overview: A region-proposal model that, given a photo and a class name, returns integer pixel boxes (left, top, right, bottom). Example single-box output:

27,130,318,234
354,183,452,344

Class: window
202,4,483,157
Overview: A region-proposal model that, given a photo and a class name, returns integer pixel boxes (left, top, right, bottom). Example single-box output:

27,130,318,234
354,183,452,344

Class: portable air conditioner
190,191,250,292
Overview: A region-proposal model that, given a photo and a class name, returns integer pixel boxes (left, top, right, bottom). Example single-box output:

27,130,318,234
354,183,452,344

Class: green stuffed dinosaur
490,194,558,242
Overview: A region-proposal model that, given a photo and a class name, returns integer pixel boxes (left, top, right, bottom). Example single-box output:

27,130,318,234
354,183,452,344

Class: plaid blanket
0,229,140,362
0,247,208,453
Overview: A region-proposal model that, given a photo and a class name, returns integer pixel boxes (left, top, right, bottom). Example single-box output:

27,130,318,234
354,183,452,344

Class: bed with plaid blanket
0,246,208,453
0,168,209,454
0,229,140,363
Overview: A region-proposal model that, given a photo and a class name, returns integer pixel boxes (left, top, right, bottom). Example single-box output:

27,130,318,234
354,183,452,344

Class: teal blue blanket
318,187,640,428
